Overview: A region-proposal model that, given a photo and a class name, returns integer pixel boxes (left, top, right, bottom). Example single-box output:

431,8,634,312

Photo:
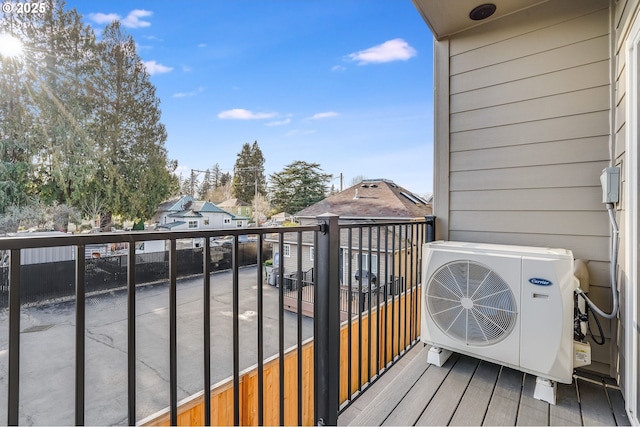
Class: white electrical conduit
576,203,620,319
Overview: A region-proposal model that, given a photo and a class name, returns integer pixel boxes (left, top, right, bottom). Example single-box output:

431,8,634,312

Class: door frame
625,11,640,424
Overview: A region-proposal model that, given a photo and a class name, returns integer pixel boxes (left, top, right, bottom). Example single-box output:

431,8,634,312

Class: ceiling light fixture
469,3,497,21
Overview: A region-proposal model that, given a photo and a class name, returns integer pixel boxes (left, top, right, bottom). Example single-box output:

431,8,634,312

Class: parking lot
0,266,313,426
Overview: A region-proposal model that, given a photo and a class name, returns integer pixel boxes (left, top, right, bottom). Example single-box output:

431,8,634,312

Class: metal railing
0,215,435,426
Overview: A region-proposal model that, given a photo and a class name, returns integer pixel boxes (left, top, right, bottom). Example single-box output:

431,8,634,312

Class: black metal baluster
128,242,137,426
384,226,389,368
403,224,408,351
367,227,372,382
409,224,414,344
257,234,264,426
375,226,381,375
347,228,353,401
7,249,20,426
169,239,178,426
76,245,86,426
357,227,363,392
296,232,303,426
392,226,399,359
278,236,285,426
204,238,211,426
232,237,240,426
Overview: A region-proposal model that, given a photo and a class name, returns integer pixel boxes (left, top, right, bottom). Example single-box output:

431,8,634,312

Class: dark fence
0,243,271,307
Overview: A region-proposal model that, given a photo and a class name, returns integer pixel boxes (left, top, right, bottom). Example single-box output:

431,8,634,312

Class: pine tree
269,161,332,214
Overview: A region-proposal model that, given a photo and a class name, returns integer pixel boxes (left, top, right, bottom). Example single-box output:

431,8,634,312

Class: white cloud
88,9,152,28
122,10,153,28
172,87,205,98
144,60,173,75
266,118,291,126
346,38,416,65
87,12,120,25
331,65,346,72
182,65,192,72
310,111,338,120
198,43,207,48
218,109,277,120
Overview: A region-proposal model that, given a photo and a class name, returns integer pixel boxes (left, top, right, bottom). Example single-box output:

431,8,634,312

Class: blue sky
69,1,435,196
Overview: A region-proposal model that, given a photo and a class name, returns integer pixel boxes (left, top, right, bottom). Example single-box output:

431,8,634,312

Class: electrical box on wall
600,167,620,204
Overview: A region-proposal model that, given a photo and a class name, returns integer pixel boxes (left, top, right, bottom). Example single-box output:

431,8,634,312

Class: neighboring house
268,179,432,286
152,195,249,231
412,0,639,421
217,198,253,218
270,212,294,225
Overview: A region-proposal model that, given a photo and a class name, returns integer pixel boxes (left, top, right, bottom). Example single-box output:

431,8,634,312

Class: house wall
433,0,615,374
613,0,640,414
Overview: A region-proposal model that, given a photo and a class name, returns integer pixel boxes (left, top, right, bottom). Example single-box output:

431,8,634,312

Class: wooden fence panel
141,287,420,426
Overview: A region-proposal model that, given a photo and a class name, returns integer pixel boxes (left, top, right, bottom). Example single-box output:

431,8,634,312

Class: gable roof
295,179,432,220
156,195,195,212
191,201,228,214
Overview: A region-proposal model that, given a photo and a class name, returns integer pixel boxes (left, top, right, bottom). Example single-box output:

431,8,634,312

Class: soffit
412,0,549,40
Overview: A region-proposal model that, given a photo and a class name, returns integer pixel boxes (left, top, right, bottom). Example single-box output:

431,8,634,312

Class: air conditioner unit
421,241,580,390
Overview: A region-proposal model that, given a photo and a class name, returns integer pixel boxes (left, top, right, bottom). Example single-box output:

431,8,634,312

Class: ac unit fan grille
426,260,517,346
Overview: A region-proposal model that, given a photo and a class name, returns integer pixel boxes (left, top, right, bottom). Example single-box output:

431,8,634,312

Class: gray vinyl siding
439,0,614,373
281,244,315,276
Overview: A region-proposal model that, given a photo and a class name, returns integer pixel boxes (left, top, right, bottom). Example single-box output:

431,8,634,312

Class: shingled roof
296,179,431,220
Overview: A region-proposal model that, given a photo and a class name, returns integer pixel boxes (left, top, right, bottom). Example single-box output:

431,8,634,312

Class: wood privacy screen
140,288,421,426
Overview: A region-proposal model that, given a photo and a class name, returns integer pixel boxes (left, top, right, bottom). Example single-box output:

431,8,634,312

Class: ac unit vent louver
426,260,517,346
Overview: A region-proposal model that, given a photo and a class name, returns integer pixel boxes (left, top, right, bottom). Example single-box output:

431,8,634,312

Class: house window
357,253,378,272
204,218,210,226
188,220,198,229
284,244,291,257
224,218,231,224
310,247,314,261
237,221,243,228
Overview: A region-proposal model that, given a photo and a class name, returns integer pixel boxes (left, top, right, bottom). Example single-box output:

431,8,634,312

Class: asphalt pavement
0,266,314,426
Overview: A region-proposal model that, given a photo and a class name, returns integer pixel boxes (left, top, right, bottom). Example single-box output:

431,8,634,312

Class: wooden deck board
516,375,550,426
449,360,500,426
349,346,431,426
482,367,524,426
607,387,631,426
415,355,479,426
382,354,458,426
342,353,626,427
550,382,582,426
577,378,616,426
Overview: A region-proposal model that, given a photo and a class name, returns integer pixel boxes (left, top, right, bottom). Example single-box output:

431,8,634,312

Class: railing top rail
338,218,429,230
0,225,321,250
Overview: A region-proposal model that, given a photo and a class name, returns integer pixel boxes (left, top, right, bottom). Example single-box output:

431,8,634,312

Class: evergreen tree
0,2,178,223
220,172,232,188
269,161,331,214
28,2,98,207
231,141,266,202
210,163,222,189
0,15,39,212
89,21,178,220
198,169,213,200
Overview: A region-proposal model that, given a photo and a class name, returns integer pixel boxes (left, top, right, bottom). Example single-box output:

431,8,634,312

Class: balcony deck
339,344,630,426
